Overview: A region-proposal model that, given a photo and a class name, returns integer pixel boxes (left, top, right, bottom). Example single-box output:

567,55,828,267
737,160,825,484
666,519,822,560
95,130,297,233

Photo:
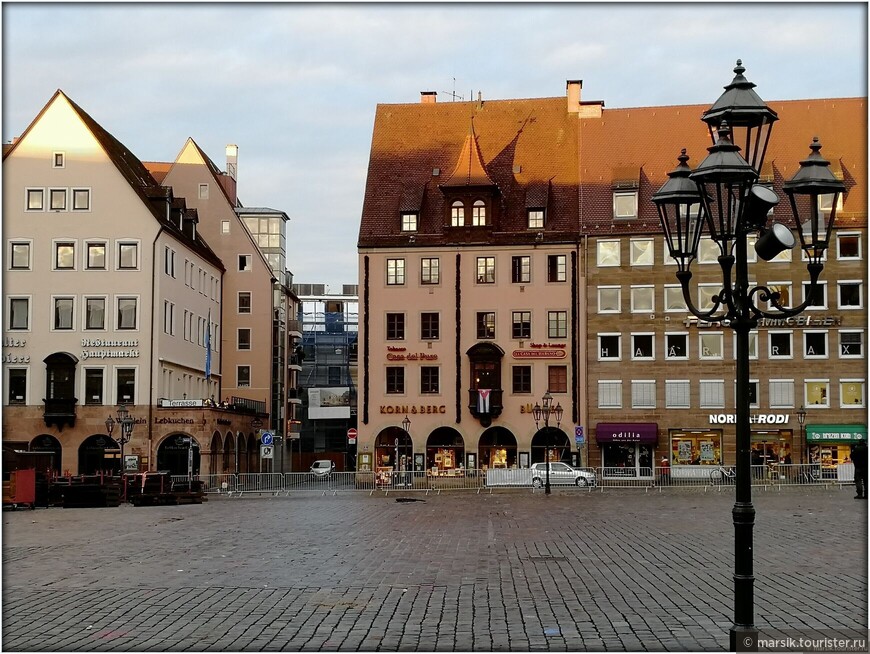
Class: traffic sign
575,425,585,445
261,432,274,446
347,428,358,443
261,445,274,459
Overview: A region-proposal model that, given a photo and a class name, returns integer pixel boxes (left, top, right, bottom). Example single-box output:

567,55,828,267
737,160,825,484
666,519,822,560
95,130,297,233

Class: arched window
472,199,487,226
451,201,465,227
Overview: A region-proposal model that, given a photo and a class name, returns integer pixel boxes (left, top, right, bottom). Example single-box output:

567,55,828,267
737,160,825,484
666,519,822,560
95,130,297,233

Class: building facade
357,78,867,480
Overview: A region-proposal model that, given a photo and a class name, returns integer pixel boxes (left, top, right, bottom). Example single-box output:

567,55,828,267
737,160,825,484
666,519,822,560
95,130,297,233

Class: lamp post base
730,625,758,652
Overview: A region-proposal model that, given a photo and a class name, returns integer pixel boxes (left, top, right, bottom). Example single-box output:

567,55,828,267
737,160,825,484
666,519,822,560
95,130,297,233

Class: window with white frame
117,297,138,330
769,379,794,408
745,235,758,263
818,193,843,213
164,247,176,277
86,242,106,270
630,238,654,266
598,333,621,361
85,297,106,330
511,256,531,283
802,281,827,309
451,201,465,227
476,257,495,284
512,311,531,339
598,380,622,408
528,209,544,229
238,254,252,271
765,282,792,309
237,328,251,350
631,333,654,360
632,380,656,408
663,240,678,266
803,331,828,358
769,331,793,358
26,189,44,211
630,286,654,313
421,366,440,394
548,311,568,339
837,232,861,260
613,191,638,219
665,380,690,408
768,246,793,263
221,220,230,235
53,152,65,168
698,284,719,311
699,380,725,408
477,312,495,339
421,312,440,340
53,297,74,330
837,281,863,309
596,240,620,267
387,258,405,285
598,286,621,313
7,368,27,405
9,241,31,270
54,242,75,270
50,188,67,211
118,242,138,270
386,313,405,340
237,365,251,388
732,331,759,360
84,368,103,405
840,380,865,408
163,301,175,335
697,238,720,264
699,332,724,359
665,333,688,360
839,330,864,358
547,255,567,282
386,366,405,394
72,188,90,211
8,297,29,330
804,379,830,408
421,257,440,285
734,379,760,408
401,212,418,232
198,183,209,199
664,285,688,312
116,367,136,404
472,200,487,226
238,292,251,314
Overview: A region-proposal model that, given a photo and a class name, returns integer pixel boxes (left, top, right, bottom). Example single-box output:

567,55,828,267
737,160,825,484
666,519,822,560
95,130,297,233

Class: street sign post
261,432,274,446
261,445,274,459
347,428,358,445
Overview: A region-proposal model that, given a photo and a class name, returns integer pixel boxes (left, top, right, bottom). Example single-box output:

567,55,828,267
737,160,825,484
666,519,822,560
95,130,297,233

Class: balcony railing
43,397,78,430
230,396,266,416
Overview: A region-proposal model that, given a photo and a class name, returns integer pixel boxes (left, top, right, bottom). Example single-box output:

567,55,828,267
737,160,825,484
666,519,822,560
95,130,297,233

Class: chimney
226,144,238,180
421,91,437,104
567,80,582,114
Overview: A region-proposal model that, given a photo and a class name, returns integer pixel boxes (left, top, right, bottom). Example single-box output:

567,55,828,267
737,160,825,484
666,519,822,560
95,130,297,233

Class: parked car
530,462,596,487
309,460,335,478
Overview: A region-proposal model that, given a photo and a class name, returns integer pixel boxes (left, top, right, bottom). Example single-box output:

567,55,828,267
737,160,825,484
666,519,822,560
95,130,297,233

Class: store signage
80,337,140,360
154,416,199,425
386,347,437,362
160,399,204,408
3,337,27,347
683,315,842,329
709,413,791,424
512,349,566,359
380,405,446,415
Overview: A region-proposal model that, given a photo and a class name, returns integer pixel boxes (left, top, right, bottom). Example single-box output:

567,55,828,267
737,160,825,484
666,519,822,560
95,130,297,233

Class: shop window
54,242,75,270
664,285,687,312
386,367,405,394
512,366,531,394
116,368,136,404
547,311,567,339
387,258,405,285
598,380,622,409
837,281,863,309
421,367,439,394
768,379,794,409
512,311,531,339
85,297,106,330
837,233,861,260
547,255,567,282
670,432,722,466
9,242,31,270
8,297,29,330
471,200,487,226
386,313,405,340
665,380,690,408
803,331,828,358
421,312,439,340
26,189,44,211
451,201,465,227
527,209,544,229
511,256,531,283
596,240,620,267
769,332,793,359
401,212,418,232
8,368,27,405
599,334,621,361
840,380,865,408
802,281,827,309
632,380,656,408
804,380,830,408
839,331,864,358
630,238,654,266
665,333,688,360
630,286,654,313
631,333,654,360
476,257,495,284
421,257,440,285
477,312,496,339
53,297,74,330
84,368,104,405
548,366,567,394
699,380,725,408
699,332,724,360
601,444,655,477
118,242,138,270
598,286,621,313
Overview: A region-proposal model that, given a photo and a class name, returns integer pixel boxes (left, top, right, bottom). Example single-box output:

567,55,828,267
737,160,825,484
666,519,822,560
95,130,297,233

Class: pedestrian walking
851,440,867,499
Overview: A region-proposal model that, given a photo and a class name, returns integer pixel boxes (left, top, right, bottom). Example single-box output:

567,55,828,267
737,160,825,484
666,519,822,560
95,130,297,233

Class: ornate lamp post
532,390,563,495
796,405,807,464
653,60,844,651
106,404,135,500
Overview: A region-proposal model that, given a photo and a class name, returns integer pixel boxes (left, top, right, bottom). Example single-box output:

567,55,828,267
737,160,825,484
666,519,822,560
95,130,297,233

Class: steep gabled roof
440,121,498,189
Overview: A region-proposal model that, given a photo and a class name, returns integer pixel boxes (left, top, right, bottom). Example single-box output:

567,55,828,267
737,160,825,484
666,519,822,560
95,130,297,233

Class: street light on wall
796,405,807,464
532,390,563,496
652,60,844,651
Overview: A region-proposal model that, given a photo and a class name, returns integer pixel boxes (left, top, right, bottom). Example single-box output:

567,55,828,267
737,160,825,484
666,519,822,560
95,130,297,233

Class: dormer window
451,201,465,227
528,209,545,229
614,191,638,220
472,200,487,226
401,212,418,232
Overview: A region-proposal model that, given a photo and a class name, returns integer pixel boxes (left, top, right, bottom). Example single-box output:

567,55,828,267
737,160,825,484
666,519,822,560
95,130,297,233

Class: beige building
357,79,867,479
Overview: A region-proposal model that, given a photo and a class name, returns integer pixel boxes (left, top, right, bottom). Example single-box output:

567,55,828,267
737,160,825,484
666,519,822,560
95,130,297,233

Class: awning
595,423,658,444
806,424,867,443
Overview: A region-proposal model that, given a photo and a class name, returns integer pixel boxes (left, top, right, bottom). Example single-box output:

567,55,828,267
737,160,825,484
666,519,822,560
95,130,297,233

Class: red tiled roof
440,121,498,188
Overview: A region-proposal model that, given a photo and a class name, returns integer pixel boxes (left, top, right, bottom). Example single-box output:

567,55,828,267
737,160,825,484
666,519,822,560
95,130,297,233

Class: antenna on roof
444,77,464,102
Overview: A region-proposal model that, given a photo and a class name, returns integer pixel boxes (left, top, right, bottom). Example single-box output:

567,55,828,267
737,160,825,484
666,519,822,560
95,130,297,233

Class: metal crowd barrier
168,462,852,498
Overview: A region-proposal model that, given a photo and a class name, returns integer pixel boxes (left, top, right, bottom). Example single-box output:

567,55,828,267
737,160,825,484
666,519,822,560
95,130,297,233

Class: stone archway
209,431,222,476
156,433,201,476
531,428,570,464
478,427,518,470
374,426,412,470
426,427,465,473
223,433,235,474
78,433,119,475
30,434,62,476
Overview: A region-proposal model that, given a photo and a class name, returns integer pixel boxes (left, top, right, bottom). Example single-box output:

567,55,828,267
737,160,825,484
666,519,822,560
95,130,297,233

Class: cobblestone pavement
1,488,867,652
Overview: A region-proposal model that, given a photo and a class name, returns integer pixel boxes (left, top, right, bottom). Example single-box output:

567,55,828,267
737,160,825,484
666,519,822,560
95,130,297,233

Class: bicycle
710,465,736,485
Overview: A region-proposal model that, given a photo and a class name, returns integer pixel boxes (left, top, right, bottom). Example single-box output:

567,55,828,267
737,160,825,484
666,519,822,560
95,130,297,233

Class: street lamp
532,390,563,495
652,60,844,651
796,405,807,464
106,404,135,500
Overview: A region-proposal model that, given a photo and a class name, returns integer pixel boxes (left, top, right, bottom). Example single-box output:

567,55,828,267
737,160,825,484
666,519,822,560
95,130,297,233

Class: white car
530,462,596,487
309,460,335,478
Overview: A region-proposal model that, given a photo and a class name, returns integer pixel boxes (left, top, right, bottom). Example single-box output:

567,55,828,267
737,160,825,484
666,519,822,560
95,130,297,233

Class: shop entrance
375,427,413,486
156,434,201,476
478,427,518,470
530,428,570,464
426,428,465,475
600,443,654,478
78,434,120,475
30,434,62,476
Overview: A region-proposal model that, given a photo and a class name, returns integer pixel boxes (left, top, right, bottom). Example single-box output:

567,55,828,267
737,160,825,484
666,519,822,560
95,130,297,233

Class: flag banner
477,389,491,414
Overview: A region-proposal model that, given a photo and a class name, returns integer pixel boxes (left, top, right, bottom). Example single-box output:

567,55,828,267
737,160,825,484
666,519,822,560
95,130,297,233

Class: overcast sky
3,2,866,291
